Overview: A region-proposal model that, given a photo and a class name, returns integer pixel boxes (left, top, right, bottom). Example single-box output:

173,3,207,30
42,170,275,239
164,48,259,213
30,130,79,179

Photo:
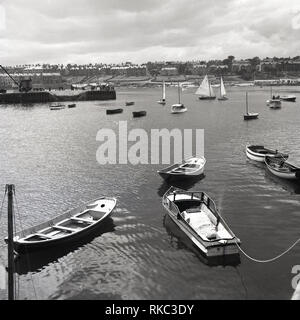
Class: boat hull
167,211,239,257
245,146,288,163
218,97,228,101
133,111,146,117
280,96,296,102
12,197,117,253
106,108,123,115
198,96,216,100
244,113,258,120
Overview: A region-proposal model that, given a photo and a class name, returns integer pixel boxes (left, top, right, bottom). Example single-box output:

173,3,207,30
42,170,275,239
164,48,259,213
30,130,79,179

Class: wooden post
6,184,15,301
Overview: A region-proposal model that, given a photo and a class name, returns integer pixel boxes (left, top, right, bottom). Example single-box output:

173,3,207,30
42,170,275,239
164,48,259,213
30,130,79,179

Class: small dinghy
106,108,123,115
267,99,281,109
125,101,135,106
133,111,146,118
158,157,206,180
171,103,187,114
265,156,300,180
68,103,76,108
162,187,240,257
50,104,65,110
12,197,117,252
246,145,289,162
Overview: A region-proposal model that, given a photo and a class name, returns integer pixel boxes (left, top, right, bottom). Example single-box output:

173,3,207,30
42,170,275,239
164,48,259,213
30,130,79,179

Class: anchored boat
158,157,206,181
11,197,117,252
246,145,289,162
265,156,300,180
244,92,258,120
280,95,296,102
157,81,166,105
125,101,135,106
162,187,240,258
50,104,65,110
106,108,123,115
171,82,187,114
132,111,147,117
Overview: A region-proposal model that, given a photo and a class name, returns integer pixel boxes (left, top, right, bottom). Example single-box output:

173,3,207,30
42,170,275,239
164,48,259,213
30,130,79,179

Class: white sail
220,77,226,97
195,75,215,97
162,81,166,100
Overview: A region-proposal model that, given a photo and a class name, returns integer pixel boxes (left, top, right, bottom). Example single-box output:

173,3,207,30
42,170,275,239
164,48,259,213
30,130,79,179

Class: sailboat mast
6,184,15,301
246,92,249,114
178,82,181,104
220,77,222,97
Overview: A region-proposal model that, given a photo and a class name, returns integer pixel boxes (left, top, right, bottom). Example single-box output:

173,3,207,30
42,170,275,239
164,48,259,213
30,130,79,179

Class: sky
0,0,300,65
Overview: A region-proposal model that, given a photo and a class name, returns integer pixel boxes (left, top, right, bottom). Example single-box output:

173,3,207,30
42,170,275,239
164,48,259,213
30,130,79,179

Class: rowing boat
106,108,123,115
246,145,289,162
158,157,206,180
265,156,300,180
162,187,240,257
12,197,117,252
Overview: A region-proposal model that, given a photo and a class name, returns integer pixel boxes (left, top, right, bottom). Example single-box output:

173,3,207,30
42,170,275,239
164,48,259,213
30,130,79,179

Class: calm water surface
0,86,300,300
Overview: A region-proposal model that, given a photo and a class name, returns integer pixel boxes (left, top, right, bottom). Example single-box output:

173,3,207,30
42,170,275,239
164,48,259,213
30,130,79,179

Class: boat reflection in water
163,214,240,267
157,174,205,197
264,170,300,195
14,217,115,275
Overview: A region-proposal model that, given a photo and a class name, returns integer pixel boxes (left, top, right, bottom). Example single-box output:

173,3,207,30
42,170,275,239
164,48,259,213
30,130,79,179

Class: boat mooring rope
220,214,300,263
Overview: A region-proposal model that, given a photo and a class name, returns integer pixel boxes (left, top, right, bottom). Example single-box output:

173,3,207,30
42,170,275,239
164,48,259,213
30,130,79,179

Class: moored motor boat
265,156,300,180
246,145,289,162
267,99,281,109
158,157,206,180
162,187,241,258
132,110,146,117
280,95,296,102
11,197,117,252
106,108,123,115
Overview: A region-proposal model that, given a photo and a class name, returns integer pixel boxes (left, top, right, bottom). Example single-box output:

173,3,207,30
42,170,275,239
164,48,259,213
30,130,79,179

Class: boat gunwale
157,157,206,176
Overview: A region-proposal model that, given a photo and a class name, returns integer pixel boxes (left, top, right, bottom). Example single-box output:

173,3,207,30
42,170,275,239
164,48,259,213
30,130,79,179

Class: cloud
0,0,300,65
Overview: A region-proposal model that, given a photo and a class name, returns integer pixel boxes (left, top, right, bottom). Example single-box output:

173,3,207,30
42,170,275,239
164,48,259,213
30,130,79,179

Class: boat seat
53,225,77,232
32,233,53,240
71,217,94,224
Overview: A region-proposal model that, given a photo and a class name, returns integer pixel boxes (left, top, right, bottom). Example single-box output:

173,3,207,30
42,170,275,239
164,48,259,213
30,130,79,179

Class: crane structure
0,64,32,92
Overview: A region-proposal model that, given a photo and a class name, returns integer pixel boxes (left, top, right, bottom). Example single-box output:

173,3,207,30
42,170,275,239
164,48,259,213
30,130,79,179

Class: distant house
160,67,178,76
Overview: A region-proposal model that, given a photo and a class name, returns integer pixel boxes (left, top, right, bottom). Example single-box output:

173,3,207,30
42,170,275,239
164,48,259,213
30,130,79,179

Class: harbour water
0,85,300,300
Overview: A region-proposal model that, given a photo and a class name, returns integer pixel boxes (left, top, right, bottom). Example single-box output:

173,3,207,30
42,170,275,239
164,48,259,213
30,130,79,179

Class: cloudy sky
0,0,300,65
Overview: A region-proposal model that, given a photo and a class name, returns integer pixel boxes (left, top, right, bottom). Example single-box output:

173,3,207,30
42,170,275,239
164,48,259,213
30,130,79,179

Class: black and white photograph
1,0,300,305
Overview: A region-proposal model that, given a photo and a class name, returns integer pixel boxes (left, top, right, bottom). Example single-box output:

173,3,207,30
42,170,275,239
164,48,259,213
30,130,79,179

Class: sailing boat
157,81,166,105
266,86,281,108
244,92,258,120
218,77,228,101
195,75,216,100
171,82,187,114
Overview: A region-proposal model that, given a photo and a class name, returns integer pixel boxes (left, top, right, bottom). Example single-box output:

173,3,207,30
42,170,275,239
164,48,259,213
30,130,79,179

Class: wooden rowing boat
12,197,117,252
246,145,289,163
162,187,240,258
132,111,146,117
265,156,300,180
125,101,135,106
106,108,123,115
158,157,206,180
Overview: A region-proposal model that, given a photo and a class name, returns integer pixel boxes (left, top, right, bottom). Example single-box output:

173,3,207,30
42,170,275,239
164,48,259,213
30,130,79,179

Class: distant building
160,67,178,76
0,72,63,89
232,60,251,73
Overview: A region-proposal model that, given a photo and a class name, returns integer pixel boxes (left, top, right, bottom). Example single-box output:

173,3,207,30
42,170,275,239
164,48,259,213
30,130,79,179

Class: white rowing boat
158,157,206,180
265,156,300,180
246,145,289,163
11,197,117,252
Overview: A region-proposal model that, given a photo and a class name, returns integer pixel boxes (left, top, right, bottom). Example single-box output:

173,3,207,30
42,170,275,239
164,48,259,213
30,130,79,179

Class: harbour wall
0,90,116,105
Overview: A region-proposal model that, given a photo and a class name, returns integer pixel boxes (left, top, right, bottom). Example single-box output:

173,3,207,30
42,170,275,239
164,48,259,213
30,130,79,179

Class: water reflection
157,174,205,197
264,170,300,194
15,218,115,275
163,214,241,267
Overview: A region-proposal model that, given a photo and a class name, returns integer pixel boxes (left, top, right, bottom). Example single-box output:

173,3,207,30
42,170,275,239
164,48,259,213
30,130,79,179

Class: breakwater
0,90,116,104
